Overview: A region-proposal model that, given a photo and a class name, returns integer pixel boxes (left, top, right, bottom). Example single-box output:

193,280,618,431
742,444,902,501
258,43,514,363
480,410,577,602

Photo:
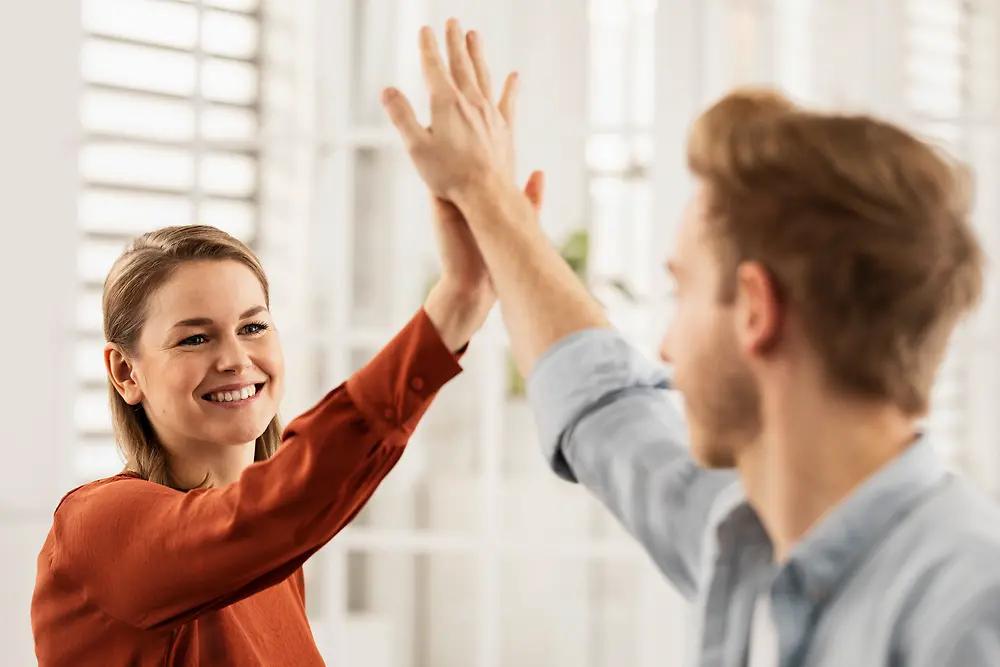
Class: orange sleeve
48,309,463,631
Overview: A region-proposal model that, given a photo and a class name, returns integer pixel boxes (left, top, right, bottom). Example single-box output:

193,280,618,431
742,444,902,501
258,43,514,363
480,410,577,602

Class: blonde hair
687,88,984,415
102,225,282,489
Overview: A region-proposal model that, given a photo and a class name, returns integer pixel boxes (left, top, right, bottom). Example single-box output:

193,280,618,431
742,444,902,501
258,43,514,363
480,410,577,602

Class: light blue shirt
527,328,1000,666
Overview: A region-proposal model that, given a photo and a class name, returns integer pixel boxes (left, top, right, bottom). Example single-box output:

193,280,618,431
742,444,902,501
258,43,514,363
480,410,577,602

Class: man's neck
737,391,918,562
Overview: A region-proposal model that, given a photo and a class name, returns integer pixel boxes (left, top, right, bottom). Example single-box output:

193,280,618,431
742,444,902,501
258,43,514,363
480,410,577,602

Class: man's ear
105,343,143,405
733,261,782,356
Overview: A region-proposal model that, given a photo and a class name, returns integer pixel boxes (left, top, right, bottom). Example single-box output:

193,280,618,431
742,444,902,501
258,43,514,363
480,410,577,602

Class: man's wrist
450,168,525,226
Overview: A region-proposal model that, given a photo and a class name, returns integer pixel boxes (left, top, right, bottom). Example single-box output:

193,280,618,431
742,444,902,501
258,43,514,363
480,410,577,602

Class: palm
421,26,542,295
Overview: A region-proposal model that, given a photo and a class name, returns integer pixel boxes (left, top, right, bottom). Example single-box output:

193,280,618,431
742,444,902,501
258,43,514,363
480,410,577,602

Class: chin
689,429,739,469
200,416,272,448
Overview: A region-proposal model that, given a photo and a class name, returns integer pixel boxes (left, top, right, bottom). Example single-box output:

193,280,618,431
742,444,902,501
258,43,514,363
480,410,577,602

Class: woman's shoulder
53,471,168,519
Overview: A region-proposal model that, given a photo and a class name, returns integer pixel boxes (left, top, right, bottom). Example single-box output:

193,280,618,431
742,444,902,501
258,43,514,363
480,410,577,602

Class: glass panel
968,9,998,114
76,440,125,482
905,0,965,118
589,0,629,22
201,105,259,142
351,149,396,328
775,0,814,102
500,556,641,666
80,143,195,190
76,338,109,385
200,153,257,198
587,134,630,172
82,89,195,141
588,176,629,281
208,0,260,11
202,10,260,59
728,0,760,84
77,287,105,334
631,2,656,126
350,0,396,125
913,120,963,151
80,189,194,234
174,0,260,9
588,13,628,126
83,0,198,49
200,199,256,239
201,58,259,104
78,238,129,285
76,387,113,434
926,331,966,462
337,551,477,667
82,39,197,96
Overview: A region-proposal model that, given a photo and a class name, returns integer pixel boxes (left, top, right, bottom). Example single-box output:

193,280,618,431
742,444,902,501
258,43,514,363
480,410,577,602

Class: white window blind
75,0,263,482
903,0,977,463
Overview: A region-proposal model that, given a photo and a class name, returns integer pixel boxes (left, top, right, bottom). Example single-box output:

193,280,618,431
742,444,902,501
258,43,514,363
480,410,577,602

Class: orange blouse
31,309,464,666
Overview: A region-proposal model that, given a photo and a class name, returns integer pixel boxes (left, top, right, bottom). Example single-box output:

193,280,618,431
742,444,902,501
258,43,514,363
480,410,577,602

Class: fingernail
382,88,398,103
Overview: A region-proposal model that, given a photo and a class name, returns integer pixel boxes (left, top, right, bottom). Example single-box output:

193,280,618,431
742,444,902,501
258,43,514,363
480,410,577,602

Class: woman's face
107,259,284,453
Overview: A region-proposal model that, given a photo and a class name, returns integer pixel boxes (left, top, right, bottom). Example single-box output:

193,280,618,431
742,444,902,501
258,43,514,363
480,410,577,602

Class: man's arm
451,171,608,378
913,588,1000,666
381,20,735,597
526,325,737,598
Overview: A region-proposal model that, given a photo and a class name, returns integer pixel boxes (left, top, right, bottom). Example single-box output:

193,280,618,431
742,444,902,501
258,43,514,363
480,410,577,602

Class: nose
216,336,253,374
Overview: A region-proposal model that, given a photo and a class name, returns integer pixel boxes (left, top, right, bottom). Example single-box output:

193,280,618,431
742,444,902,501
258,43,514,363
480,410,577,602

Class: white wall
0,0,81,662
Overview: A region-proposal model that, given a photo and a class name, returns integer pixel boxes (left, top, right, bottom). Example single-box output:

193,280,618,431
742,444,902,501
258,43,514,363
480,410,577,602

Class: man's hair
686,88,984,415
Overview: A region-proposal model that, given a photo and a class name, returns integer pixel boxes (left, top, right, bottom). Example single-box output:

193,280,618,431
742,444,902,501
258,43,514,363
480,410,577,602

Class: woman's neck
167,439,257,489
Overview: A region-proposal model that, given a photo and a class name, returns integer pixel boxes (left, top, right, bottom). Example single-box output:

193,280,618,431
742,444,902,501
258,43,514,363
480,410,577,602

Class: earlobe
104,343,143,405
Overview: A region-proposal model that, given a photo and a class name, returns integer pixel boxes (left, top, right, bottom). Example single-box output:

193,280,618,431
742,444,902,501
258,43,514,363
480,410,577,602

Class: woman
30,33,542,665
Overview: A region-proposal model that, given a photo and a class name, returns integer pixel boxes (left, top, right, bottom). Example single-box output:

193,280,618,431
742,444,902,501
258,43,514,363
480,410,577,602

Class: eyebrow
171,305,268,329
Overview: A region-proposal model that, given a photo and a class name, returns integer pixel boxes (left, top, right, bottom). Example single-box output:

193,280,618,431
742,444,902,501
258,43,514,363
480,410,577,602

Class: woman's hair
103,225,282,489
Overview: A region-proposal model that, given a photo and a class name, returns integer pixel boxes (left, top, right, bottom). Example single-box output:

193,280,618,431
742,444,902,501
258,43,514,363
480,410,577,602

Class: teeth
207,384,257,403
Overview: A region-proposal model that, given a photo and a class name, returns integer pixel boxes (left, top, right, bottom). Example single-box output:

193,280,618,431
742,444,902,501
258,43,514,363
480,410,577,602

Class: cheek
256,335,284,377
139,355,205,403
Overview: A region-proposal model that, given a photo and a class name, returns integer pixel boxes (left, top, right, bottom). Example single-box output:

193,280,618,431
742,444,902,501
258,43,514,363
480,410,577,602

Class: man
383,19,1000,666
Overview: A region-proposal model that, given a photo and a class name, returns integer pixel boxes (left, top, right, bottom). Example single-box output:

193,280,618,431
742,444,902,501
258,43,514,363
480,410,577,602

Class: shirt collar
785,435,947,603
712,436,948,601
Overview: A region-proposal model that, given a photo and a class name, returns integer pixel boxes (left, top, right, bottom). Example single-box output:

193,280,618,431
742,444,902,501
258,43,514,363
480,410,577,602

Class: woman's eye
179,334,208,347
242,322,270,335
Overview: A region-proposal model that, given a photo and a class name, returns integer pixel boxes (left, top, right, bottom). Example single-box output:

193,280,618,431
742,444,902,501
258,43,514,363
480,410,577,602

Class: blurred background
2,0,1000,665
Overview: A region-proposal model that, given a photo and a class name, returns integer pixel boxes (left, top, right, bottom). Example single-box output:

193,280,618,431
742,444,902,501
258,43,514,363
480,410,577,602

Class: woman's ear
105,343,143,405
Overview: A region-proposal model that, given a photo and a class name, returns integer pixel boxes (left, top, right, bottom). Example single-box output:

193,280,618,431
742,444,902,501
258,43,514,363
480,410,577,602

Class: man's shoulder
882,476,1000,662
883,475,1000,623
915,473,1000,553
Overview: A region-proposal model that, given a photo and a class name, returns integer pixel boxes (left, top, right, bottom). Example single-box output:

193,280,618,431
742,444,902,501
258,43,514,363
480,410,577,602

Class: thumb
523,170,546,213
381,88,427,150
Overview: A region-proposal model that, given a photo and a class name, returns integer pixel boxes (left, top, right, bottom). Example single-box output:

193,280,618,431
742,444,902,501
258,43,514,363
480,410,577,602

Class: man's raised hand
381,19,520,201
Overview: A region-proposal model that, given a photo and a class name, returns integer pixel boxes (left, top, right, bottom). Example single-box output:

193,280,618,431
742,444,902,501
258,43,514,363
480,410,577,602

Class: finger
524,170,546,213
466,30,493,104
445,18,482,101
381,88,428,150
497,72,519,128
419,26,454,99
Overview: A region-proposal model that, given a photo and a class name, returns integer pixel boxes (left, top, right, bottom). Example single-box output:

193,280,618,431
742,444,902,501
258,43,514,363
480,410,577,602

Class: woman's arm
47,307,463,631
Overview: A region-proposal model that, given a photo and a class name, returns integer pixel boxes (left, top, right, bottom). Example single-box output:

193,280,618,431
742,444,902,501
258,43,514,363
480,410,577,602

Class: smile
201,382,266,405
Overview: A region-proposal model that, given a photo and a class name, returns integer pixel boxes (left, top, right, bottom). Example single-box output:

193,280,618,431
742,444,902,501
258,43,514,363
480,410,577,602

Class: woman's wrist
422,279,495,352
